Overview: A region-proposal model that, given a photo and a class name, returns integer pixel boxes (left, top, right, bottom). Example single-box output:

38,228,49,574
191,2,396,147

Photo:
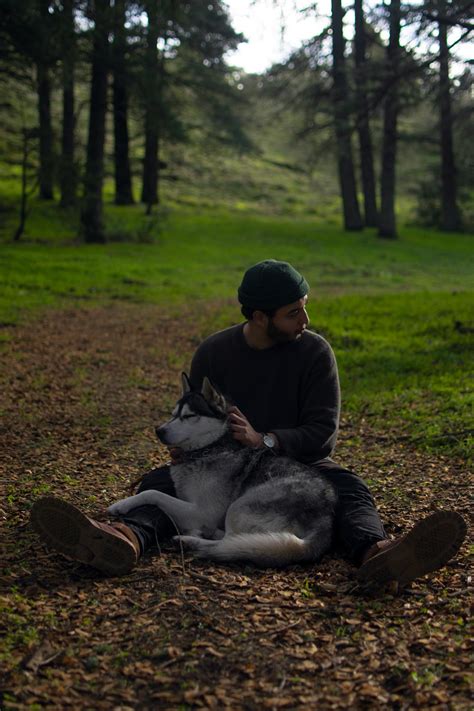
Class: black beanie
237,259,309,311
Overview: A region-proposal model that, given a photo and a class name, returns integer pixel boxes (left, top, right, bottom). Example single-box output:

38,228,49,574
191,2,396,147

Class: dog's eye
180,414,197,421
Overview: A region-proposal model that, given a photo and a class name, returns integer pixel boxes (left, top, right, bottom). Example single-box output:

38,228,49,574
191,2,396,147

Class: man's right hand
227,405,263,449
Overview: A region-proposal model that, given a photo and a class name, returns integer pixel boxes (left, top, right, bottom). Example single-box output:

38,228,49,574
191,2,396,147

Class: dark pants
119,459,387,566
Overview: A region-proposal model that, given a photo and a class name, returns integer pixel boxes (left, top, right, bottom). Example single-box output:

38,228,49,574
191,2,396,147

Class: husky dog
108,375,337,567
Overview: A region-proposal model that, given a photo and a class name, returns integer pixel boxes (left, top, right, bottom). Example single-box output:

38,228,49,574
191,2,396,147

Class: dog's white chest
171,451,244,515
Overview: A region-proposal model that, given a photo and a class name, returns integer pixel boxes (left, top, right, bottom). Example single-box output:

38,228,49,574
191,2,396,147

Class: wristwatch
262,433,277,454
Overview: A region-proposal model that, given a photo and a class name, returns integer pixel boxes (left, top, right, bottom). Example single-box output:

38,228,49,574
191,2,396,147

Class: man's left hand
227,406,263,449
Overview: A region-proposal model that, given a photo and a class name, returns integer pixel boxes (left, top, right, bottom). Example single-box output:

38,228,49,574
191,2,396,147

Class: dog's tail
192,529,331,567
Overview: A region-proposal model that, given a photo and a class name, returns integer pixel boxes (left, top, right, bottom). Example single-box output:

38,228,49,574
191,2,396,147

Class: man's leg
31,465,177,576
313,459,467,586
311,458,387,565
116,464,179,552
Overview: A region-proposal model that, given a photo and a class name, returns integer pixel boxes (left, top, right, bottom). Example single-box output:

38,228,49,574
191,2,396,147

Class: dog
108,374,337,567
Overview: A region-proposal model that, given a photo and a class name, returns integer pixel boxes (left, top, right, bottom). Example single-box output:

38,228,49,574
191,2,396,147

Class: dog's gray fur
108,374,337,567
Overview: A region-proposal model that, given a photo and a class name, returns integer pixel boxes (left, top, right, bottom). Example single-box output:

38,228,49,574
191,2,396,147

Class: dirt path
1,305,471,709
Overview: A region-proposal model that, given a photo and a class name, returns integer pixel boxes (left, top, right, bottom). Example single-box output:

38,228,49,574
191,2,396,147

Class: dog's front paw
173,535,219,555
107,496,136,516
173,535,204,551
108,490,159,517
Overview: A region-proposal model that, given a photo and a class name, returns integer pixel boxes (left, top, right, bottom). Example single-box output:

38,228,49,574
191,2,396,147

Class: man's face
265,296,310,343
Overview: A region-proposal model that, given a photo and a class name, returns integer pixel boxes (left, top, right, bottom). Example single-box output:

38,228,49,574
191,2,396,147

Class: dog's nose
155,425,166,442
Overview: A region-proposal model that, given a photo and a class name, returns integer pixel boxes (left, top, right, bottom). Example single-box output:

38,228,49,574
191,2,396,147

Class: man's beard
266,319,301,344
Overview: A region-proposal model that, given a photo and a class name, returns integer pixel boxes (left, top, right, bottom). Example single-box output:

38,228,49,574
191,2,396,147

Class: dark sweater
189,324,340,464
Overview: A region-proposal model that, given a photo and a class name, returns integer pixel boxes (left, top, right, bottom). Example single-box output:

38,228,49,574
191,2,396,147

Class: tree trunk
37,62,54,199
60,0,77,207
14,130,30,241
113,0,134,205
141,0,160,207
378,0,401,239
438,0,462,231
80,0,110,243
354,0,378,227
330,0,363,231
36,0,55,200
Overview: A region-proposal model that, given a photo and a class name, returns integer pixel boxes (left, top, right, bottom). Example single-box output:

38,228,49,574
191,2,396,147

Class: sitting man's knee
137,464,173,494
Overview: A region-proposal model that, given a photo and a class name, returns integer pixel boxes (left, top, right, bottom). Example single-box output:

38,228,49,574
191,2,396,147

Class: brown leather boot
357,511,467,587
31,496,140,576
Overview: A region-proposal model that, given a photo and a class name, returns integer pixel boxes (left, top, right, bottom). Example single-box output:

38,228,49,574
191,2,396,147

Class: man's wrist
261,432,279,452
269,432,279,450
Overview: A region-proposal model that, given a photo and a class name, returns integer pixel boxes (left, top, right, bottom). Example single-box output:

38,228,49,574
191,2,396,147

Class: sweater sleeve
272,342,341,463
189,340,211,391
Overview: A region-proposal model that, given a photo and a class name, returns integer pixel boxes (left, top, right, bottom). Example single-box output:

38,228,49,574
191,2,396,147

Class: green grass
1,206,473,461
317,291,473,460
1,208,473,316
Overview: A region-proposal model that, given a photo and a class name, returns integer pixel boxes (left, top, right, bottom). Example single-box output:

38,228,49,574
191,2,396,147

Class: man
31,260,467,585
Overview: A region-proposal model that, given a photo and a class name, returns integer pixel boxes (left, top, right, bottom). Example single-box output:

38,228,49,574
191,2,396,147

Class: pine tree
331,0,363,230
80,0,110,243
378,0,401,239
354,0,378,227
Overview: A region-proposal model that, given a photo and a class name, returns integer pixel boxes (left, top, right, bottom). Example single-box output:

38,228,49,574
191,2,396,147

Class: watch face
263,434,275,448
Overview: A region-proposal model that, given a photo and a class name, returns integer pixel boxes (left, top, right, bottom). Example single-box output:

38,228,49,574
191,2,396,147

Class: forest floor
1,304,472,710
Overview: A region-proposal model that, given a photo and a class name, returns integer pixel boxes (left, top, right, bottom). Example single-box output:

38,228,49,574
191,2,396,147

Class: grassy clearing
1,207,473,461
1,208,473,313
317,291,473,461
0,147,342,226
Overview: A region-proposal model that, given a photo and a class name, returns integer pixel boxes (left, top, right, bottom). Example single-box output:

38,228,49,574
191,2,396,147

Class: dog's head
156,373,228,451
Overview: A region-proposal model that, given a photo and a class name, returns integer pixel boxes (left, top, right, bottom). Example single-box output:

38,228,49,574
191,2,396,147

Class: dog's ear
181,372,192,395
201,377,226,412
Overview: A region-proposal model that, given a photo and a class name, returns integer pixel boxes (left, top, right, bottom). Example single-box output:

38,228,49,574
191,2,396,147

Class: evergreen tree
139,0,244,208
1,0,61,199
59,0,77,207
80,0,110,243
330,0,363,230
435,0,463,230
354,0,378,227
140,0,161,208
36,0,55,199
112,0,134,205
378,0,401,239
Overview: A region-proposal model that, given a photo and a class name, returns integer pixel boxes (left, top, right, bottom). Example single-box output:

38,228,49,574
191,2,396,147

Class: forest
1,2,473,709
0,0,472,242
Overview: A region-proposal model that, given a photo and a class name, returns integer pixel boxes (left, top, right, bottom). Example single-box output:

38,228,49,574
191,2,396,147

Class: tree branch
423,11,474,32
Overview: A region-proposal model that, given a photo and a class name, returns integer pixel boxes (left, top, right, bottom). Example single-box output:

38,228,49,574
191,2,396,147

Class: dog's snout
155,425,167,442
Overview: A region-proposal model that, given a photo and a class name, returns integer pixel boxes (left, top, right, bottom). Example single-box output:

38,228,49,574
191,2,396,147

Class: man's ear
181,372,192,395
252,310,269,328
201,377,226,412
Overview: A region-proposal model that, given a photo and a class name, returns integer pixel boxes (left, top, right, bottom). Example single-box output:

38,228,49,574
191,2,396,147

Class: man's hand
227,406,263,449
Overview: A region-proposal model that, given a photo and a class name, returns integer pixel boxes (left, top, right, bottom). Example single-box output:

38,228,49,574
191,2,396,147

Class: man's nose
301,309,309,327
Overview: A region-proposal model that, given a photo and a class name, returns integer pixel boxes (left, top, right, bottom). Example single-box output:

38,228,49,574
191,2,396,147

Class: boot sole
357,511,467,586
31,496,137,576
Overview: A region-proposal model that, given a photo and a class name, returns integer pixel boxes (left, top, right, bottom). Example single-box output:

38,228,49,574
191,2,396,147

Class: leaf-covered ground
1,305,472,709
